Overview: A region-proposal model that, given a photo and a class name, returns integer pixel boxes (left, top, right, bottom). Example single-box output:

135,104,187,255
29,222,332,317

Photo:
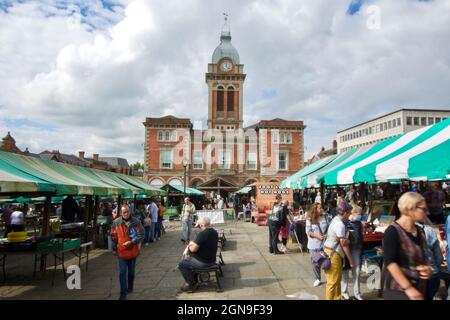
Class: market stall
160,183,205,214
0,151,166,282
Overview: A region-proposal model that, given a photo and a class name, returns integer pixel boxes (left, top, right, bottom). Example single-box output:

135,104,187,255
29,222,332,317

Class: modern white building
337,108,450,153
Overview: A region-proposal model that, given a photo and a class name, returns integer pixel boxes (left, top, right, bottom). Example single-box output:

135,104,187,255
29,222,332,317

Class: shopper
279,200,291,253
141,205,152,246
268,195,284,255
418,220,443,300
156,200,165,239
61,195,80,223
323,200,355,300
423,183,446,225
178,216,218,292
306,203,329,287
146,199,159,243
10,206,25,233
181,197,196,244
446,214,450,300
383,192,433,300
111,204,144,300
341,205,364,300
2,206,13,237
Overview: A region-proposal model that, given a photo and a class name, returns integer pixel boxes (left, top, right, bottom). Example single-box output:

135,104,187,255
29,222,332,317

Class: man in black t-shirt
178,216,218,292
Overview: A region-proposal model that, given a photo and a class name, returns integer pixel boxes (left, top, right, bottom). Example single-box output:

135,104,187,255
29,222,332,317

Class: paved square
0,221,380,300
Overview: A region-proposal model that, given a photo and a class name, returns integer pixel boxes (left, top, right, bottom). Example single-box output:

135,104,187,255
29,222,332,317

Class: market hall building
143,25,305,194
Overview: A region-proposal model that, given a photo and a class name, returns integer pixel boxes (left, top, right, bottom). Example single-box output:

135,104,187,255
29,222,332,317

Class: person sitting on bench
178,216,218,292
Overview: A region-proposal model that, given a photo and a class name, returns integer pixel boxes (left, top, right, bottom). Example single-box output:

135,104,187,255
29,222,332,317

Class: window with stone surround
278,151,288,171
247,152,257,170
193,150,203,169
160,149,172,169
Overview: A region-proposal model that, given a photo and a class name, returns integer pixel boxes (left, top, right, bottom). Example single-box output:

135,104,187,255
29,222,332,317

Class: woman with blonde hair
383,192,433,300
306,202,330,287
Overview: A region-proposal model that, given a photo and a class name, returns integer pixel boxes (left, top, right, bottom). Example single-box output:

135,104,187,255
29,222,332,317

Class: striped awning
322,118,450,185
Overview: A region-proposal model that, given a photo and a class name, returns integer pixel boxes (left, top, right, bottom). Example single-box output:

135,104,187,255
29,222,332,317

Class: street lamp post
182,158,188,198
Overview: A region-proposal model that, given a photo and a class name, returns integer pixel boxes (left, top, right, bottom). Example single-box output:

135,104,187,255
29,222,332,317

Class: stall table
0,240,92,285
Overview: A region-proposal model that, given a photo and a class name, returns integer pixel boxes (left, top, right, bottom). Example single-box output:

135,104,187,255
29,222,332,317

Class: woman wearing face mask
383,192,433,300
341,205,364,300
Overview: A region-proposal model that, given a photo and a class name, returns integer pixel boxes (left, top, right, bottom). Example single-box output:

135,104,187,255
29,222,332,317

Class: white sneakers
341,293,350,300
313,280,321,287
355,295,364,300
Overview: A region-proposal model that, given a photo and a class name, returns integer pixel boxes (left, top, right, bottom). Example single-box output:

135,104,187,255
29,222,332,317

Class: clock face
220,61,232,72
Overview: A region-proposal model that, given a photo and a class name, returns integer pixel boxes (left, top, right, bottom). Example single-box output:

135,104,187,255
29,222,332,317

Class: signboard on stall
255,182,293,210
195,210,225,226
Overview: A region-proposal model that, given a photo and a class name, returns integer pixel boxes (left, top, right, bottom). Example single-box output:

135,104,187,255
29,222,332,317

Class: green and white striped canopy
0,151,121,196
301,147,370,189
322,118,450,185
280,154,338,189
162,184,204,196
0,151,166,197
0,156,56,193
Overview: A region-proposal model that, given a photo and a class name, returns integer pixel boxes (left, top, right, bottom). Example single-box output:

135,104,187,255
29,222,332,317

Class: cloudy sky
1,0,449,164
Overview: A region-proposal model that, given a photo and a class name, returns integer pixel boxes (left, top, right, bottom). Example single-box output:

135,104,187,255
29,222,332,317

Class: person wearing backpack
306,203,329,287
268,195,285,255
323,200,355,300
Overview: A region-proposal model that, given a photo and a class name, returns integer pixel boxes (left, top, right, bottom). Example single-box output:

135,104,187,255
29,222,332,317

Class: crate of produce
37,238,81,251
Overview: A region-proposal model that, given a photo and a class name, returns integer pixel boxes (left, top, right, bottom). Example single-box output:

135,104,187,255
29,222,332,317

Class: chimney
79,151,85,159
332,140,337,149
93,154,99,161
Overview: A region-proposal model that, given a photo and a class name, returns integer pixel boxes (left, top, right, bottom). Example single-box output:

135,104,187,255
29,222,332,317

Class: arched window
217,86,224,112
158,131,163,141
165,131,170,141
227,87,234,112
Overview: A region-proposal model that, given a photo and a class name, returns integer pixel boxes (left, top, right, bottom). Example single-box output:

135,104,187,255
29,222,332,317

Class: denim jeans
119,258,136,297
181,216,193,242
268,221,281,253
144,226,151,244
178,256,215,286
341,247,362,296
154,221,161,239
149,222,156,242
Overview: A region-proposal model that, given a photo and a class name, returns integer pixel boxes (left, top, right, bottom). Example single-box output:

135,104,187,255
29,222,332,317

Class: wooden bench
192,264,223,292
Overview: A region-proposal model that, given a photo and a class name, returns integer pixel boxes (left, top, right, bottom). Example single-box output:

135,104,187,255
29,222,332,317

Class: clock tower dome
206,17,246,130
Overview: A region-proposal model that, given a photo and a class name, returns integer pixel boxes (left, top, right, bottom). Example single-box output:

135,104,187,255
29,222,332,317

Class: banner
196,210,225,225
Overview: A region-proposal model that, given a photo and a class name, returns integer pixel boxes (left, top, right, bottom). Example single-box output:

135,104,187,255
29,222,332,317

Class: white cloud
0,0,449,164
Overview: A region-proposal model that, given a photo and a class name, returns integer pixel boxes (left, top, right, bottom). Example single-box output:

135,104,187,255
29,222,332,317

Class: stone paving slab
0,221,383,300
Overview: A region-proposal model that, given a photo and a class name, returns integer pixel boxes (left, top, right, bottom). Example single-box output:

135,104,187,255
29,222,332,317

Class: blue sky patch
0,0,124,30
262,89,277,99
4,118,56,131
347,0,366,15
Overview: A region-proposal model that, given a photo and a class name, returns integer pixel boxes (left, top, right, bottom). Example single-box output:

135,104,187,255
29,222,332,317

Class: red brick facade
143,30,305,192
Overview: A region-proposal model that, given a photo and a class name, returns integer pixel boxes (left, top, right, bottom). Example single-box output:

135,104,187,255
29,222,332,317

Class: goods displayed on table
0,231,37,252
36,237,80,251
361,247,384,274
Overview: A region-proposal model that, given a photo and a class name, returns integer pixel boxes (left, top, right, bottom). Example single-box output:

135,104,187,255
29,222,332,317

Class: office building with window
143,24,305,193
337,108,450,153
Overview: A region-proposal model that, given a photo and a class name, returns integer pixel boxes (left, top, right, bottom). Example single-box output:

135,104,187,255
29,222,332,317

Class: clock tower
206,18,246,130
